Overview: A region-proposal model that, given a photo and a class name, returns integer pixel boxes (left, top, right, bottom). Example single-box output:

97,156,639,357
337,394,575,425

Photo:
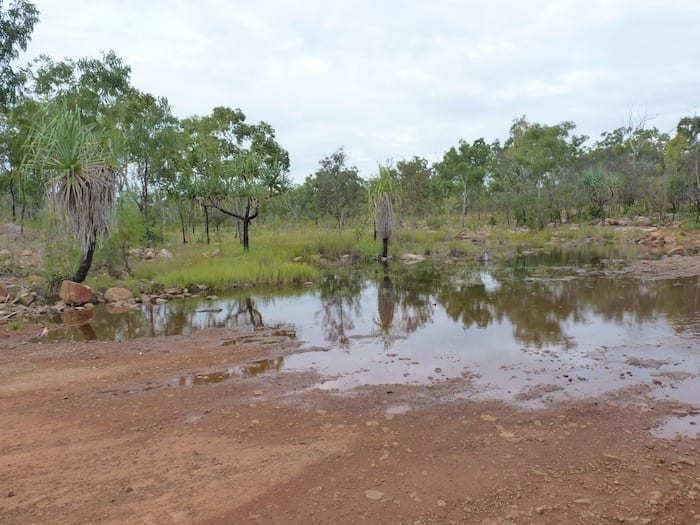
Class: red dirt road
1,316,699,524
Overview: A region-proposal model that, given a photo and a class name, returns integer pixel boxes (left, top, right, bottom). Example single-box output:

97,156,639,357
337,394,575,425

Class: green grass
91,219,660,293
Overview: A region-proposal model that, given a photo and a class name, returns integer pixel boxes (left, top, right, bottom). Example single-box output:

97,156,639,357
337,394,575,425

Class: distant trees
304,148,364,235
0,0,38,108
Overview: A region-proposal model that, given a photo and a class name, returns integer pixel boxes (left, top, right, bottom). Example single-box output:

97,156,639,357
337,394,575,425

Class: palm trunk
72,240,96,283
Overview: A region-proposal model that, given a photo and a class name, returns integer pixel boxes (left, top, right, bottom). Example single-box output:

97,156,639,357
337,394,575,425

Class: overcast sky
20,0,700,182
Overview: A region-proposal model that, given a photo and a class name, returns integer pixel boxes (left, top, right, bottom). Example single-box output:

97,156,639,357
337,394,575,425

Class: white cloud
20,0,700,181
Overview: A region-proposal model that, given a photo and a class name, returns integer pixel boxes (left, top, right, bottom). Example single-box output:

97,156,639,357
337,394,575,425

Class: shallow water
46,246,700,434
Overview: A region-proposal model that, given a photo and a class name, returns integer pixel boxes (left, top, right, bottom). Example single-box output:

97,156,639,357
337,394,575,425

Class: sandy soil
1,292,699,525
1,225,699,524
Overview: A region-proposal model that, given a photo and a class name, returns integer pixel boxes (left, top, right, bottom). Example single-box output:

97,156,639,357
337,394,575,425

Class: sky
20,0,700,183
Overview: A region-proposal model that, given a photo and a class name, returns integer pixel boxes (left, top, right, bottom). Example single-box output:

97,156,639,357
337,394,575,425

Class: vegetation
2,2,700,293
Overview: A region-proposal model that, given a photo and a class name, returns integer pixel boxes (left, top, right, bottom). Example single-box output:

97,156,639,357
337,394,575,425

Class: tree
116,88,179,241
307,148,364,235
494,117,584,228
21,103,118,283
369,165,397,260
30,50,132,124
394,156,433,222
580,167,619,220
180,107,290,249
591,110,668,212
0,0,39,108
435,138,492,227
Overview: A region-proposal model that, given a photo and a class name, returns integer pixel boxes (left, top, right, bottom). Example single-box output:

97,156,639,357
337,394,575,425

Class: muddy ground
1,226,700,524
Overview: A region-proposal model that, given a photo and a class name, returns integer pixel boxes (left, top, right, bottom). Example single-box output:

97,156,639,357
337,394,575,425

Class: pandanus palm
22,104,117,283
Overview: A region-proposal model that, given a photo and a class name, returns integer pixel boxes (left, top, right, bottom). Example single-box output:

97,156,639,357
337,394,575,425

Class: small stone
480,414,497,422
365,489,384,500
436,499,446,507
574,498,591,504
7,491,14,497
366,420,380,427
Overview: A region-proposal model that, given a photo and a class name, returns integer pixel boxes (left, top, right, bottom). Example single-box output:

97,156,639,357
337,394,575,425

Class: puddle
177,358,285,386
43,247,700,434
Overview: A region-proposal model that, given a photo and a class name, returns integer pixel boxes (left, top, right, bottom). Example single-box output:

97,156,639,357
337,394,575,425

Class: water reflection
317,271,363,348
179,357,285,386
47,258,700,348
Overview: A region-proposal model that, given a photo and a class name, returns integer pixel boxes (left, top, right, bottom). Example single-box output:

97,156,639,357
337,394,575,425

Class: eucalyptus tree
116,88,179,241
21,103,119,283
29,50,132,125
434,138,493,227
493,117,585,228
306,148,364,235
591,113,668,212
0,0,38,108
665,116,700,220
394,156,433,223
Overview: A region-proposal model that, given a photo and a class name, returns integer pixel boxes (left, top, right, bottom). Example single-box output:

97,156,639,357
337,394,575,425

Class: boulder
635,216,653,227
59,280,94,306
158,248,174,259
104,287,134,303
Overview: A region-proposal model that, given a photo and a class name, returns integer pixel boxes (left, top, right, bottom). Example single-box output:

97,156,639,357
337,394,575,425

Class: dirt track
1,289,699,524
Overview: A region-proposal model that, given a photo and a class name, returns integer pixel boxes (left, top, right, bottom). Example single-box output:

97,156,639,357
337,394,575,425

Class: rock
158,248,173,259
400,253,426,264
635,216,653,227
18,292,36,306
59,281,94,306
666,246,688,257
365,489,384,501
104,287,134,303
155,297,169,305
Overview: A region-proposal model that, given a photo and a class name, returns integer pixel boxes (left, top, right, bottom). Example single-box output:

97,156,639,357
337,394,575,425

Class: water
44,246,700,434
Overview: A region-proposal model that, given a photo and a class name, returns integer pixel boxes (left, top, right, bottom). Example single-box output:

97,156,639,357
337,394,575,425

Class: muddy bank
0,320,698,524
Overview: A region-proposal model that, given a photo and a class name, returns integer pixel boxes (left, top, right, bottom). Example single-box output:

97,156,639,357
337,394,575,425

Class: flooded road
46,248,700,435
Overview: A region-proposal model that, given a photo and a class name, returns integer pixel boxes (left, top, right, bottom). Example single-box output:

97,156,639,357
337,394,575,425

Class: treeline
2,2,700,267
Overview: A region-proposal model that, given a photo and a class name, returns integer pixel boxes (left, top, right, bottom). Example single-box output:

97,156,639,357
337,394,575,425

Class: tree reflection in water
316,271,364,349
49,253,700,348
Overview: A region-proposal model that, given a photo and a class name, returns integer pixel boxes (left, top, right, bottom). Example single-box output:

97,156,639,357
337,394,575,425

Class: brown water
44,247,700,436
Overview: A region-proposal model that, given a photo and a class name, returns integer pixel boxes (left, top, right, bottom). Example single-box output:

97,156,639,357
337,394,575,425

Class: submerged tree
22,104,118,283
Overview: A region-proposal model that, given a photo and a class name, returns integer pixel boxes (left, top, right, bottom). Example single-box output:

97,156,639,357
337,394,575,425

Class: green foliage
305,148,364,233
99,193,147,275
0,0,39,107
9,320,21,330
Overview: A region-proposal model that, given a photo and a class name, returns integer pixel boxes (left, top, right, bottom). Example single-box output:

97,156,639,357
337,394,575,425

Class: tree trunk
382,237,389,259
72,240,96,283
203,204,210,244
242,219,250,251
179,208,187,244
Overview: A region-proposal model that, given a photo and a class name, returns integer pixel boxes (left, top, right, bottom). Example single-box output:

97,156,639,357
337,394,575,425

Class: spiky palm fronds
21,103,117,254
